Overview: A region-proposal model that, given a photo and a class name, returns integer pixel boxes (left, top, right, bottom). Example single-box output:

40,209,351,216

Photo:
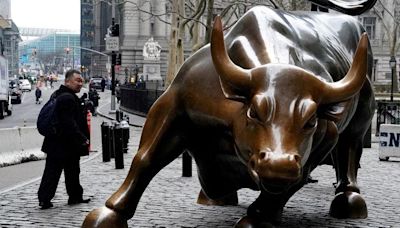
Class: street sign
106,37,119,51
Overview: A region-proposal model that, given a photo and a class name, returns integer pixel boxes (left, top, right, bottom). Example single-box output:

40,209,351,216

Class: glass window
362,17,376,40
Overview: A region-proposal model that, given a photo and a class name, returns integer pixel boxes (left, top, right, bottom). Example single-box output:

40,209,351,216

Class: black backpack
37,94,59,137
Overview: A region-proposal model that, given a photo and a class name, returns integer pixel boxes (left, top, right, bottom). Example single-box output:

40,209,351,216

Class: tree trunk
205,0,215,43
392,25,399,93
165,0,180,87
177,0,185,70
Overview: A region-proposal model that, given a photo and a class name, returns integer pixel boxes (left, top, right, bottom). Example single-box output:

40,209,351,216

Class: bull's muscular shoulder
224,6,366,81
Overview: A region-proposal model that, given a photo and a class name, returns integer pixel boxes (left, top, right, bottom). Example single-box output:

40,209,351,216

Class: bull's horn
211,16,252,99
321,33,368,104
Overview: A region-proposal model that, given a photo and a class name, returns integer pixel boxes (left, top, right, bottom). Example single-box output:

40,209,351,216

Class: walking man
38,69,91,209
35,87,42,104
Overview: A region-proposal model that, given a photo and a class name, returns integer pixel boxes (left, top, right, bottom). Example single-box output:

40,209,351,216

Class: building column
140,0,151,36
152,0,167,37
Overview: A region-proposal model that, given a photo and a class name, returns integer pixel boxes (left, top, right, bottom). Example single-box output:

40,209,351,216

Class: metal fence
376,100,400,136
120,85,164,116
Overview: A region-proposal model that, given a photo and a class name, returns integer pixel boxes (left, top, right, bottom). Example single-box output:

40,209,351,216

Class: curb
97,102,144,128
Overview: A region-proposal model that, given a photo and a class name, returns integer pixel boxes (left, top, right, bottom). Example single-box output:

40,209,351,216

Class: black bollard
116,110,124,122
116,110,119,122
101,122,111,162
182,151,192,177
109,122,115,159
120,120,130,153
114,123,124,169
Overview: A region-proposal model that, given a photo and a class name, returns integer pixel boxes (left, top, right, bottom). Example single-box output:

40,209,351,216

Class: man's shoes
68,198,91,205
39,201,53,209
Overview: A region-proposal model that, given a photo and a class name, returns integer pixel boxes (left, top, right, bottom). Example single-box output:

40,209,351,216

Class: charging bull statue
83,6,375,228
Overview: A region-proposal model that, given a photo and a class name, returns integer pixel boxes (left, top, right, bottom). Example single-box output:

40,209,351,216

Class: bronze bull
83,6,375,227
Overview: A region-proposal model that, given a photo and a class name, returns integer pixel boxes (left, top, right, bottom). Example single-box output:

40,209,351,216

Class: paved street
0,103,399,227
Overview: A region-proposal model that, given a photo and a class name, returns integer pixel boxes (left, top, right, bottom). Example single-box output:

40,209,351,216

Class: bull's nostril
290,154,301,163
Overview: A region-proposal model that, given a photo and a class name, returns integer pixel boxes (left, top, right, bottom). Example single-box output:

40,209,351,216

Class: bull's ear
318,101,350,122
219,78,250,101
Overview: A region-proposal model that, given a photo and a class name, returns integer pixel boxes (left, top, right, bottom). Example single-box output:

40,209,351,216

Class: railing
376,100,400,136
119,85,165,116
119,85,192,176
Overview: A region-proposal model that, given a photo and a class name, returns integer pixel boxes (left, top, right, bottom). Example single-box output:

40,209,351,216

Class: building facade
0,22,21,78
81,0,95,79
89,0,399,91
358,0,400,91
18,33,80,74
0,0,11,19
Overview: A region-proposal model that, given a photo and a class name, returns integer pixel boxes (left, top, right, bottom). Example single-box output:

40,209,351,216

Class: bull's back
225,6,369,81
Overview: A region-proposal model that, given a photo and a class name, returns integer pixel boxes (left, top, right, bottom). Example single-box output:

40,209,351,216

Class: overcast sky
11,0,80,31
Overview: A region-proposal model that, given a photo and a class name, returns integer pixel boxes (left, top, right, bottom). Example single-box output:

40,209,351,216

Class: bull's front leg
82,93,186,228
330,134,367,219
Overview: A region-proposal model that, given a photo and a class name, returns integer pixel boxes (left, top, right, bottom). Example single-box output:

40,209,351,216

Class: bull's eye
247,106,259,121
304,115,317,130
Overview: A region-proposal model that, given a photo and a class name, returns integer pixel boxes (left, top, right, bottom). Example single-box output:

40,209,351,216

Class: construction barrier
0,127,45,167
379,124,400,161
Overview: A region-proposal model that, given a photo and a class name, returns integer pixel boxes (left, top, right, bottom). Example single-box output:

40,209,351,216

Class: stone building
0,0,21,78
357,0,400,91
86,0,399,91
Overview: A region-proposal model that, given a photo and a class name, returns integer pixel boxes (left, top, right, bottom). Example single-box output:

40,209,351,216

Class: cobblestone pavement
0,113,399,227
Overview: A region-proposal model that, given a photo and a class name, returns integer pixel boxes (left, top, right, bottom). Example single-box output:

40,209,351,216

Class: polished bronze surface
83,6,375,227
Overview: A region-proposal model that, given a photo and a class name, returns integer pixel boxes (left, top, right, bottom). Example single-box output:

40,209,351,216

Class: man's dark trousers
38,153,83,203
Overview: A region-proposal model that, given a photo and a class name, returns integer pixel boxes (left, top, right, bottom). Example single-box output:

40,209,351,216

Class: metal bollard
120,120,130,153
182,151,192,177
114,122,124,169
101,122,111,162
109,122,115,159
116,110,124,122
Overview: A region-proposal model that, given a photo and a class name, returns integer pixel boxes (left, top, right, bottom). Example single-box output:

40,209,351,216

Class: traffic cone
87,110,92,151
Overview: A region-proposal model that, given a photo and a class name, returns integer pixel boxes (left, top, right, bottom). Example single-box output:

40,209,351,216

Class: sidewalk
0,101,399,227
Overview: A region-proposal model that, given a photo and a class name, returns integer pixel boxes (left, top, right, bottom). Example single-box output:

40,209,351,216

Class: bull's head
211,16,368,193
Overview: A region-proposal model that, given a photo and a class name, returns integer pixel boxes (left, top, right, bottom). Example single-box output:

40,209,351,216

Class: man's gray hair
65,69,81,80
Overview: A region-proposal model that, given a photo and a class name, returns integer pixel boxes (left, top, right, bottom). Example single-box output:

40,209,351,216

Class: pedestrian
35,87,42,104
115,83,121,103
37,69,91,209
100,77,106,92
80,92,94,116
88,87,99,116
50,76,54,89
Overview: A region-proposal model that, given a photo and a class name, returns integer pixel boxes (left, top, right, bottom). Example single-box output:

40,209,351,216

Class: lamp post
389,56,396,102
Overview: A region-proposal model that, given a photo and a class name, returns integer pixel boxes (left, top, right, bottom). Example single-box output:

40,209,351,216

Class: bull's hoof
329,191,367,219
197,189,238,206
82,206,128,228
235,216,275,228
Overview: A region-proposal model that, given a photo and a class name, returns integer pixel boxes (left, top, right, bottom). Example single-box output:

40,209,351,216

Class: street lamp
389,56,396,101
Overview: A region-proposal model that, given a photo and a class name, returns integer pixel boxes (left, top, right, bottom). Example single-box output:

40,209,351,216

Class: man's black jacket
41,85,89,158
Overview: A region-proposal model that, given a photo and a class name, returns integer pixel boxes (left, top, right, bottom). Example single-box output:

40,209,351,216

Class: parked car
89,77,103,90
19,79,32,92
9,79,22,104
